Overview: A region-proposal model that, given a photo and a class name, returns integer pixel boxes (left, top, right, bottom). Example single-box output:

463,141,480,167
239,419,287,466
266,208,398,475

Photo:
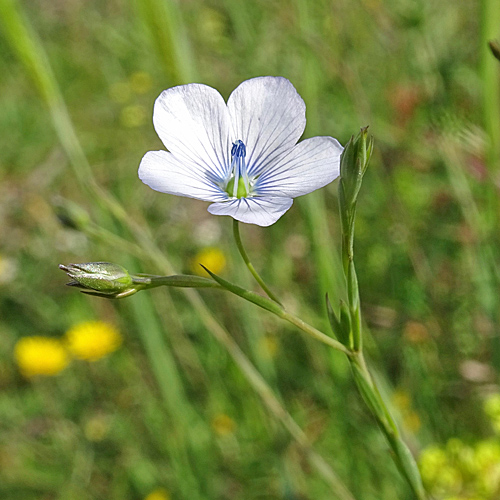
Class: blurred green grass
1,0,499,498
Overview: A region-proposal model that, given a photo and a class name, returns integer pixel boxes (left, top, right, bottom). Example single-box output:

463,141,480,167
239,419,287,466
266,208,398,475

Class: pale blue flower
139,76,343,226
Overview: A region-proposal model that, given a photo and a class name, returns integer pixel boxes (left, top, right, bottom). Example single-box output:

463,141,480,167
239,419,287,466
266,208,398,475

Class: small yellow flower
211,413,236,436
65,321,122,362
130,71,153,94
144,488,170,500
191,247,226,276
120,104,147,128
14,336,69,378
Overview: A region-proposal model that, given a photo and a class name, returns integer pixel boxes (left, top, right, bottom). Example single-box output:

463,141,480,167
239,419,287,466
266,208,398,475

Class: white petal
207,197,293,227
227,77,306,178
139,150,228,202
153,84,232,183
254,137,343,198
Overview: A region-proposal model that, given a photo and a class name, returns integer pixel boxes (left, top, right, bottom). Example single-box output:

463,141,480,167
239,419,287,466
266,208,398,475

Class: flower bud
339,127,373,210
59,262,138,298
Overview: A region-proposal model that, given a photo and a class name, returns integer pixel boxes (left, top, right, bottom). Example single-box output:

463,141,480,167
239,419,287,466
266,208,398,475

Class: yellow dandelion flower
191,247,226,276
211,413,236,436
66,321,122,362
130,71,153,94
14,336,69,378
144,488,170,500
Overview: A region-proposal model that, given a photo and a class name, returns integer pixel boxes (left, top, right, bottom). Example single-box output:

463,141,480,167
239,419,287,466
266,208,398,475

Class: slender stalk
350,354,425,500
132,0,197,84
233,219,283,305
337,131,426,499
481,0,500,173
277,309,352,356
200,265,352,356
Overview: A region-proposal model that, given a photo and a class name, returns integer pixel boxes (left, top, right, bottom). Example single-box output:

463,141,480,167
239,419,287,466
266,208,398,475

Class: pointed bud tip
60,261,135,299
339,126,374,207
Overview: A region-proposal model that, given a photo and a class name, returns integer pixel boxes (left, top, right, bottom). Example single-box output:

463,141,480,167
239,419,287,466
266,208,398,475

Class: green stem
199,266,352,356
278,309,352,357
136,274,223,289
481,0,500,172
232,219,283,305
350,354,426,500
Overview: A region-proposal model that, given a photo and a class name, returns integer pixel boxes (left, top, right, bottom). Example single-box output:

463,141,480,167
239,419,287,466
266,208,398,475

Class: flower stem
277,309,352,356
337,131,426,498
350,353,426,499
232,219,283,305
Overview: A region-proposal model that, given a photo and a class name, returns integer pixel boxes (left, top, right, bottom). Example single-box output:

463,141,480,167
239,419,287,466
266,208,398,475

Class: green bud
339,127,374,212
59,262,138,298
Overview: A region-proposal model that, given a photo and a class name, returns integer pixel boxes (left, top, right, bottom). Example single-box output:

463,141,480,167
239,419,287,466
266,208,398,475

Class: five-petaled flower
139,76,343,226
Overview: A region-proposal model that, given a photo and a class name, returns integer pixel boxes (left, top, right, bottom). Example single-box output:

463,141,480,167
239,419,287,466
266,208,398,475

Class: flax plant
0,3,354,497
3,0,429,497
61,122,427,498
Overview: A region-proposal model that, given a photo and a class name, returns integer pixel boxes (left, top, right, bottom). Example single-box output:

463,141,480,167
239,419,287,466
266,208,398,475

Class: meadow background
1,0,500,499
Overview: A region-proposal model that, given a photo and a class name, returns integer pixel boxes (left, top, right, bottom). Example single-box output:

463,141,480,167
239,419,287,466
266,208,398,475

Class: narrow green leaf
201,266,284,316
339,300,353,348
326,294,342,337
386,433,427,500
351,361,387,425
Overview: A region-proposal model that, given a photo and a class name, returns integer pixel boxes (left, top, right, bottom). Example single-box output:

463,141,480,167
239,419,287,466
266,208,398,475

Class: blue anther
231,140,246,158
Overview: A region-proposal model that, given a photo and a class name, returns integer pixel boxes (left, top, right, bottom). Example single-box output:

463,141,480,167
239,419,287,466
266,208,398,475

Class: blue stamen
231,140,246,158
227,140,250,198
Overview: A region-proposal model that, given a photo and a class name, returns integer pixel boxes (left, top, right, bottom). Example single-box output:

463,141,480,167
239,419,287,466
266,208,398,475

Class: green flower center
225,176,249,198
225,139,251,199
